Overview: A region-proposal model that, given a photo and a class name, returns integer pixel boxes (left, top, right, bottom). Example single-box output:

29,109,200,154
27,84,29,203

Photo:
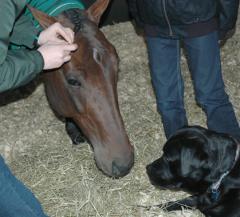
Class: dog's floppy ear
180,145,208,178
172,126,237,183
205,133,237,182
178,133,209,179
165,126,214,180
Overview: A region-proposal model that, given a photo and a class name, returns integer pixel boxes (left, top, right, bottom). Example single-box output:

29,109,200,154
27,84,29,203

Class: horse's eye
67,78,81,87
93,48,102,64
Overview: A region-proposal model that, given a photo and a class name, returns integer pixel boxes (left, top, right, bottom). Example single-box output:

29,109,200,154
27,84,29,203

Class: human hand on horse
38,22,74,45
37,22,78,70
38,41,78,70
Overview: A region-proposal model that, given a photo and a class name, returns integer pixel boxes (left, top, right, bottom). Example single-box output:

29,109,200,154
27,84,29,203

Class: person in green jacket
0,0,81,93
0,1,84,217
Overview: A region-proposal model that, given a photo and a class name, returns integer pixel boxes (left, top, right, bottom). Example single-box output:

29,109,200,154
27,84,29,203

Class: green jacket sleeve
10,14,40,49
0,0,44,92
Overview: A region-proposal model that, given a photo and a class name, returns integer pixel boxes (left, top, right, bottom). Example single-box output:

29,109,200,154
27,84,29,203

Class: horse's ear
27,5,57,29
86,0,110,25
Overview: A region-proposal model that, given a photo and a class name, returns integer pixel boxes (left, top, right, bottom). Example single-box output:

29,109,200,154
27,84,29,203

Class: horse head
29,0,134,178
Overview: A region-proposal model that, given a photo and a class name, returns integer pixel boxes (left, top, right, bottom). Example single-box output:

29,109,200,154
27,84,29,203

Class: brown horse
29,0,134,177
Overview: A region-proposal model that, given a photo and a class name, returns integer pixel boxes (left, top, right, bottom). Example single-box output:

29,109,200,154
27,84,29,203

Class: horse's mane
62,8,87,33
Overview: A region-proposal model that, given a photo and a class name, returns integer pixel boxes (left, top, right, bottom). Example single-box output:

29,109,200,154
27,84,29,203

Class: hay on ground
1,15,240,217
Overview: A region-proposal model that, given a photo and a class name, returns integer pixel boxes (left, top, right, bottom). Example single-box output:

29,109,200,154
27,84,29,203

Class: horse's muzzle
112,156,134,177
95,149,134,178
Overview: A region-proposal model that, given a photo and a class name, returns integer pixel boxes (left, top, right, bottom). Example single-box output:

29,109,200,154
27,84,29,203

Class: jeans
0,156,48,217
146,31,240,139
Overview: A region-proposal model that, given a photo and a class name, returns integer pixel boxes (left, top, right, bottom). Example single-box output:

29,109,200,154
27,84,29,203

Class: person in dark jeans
128,0,240,139
0,156,48,217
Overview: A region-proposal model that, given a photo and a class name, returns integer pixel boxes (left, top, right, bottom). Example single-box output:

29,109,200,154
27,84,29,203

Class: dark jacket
128,0,239,38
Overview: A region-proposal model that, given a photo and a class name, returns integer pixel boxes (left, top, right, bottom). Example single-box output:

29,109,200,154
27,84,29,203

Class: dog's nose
146,164,152,175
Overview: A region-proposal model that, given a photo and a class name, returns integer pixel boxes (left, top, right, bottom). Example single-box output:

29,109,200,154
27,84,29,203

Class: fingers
43,41,78,51
63,43,78,51
39,22,75,45
63,55,71,62
52,38,68,44
65,28,74,43
62,45,77,62
55,23,75,44
38,41,77,70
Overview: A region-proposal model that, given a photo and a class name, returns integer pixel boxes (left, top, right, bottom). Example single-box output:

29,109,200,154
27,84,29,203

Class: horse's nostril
112,159,133,177
112,162,126,177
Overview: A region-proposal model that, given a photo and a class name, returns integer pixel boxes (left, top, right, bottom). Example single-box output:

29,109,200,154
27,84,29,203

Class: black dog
146,126,240,217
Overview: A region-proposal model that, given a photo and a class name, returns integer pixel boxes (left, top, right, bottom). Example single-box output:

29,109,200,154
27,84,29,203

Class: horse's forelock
62,8,88,33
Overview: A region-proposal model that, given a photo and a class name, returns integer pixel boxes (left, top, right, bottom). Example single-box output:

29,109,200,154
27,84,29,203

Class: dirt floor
1,15,240,217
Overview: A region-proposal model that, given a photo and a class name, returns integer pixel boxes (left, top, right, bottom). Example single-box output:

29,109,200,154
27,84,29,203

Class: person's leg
146,36,188,138
184,31,240,139
0,156,48,217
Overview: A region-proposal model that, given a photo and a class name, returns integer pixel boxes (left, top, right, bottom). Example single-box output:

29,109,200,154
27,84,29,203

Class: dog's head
146,126,237,195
